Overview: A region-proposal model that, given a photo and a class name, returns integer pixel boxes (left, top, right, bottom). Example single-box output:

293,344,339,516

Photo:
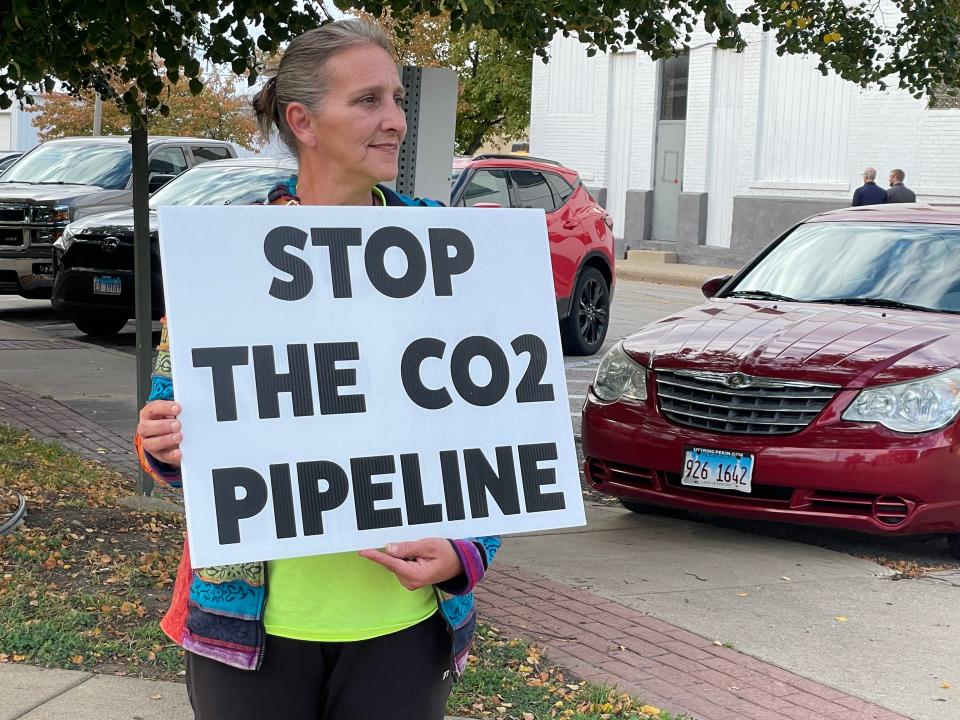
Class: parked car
0,151,24,174
51,157,297,336
582,204,960,556
451,154,614,355
0,136,236,299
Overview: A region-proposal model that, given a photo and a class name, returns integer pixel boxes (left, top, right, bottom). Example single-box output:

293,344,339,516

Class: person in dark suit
887,168,917,203
852,167,887,206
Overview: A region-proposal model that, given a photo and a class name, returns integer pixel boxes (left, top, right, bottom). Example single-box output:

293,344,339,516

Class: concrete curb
614,260,737,289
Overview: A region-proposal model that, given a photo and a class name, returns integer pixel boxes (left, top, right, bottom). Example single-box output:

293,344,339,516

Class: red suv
581,204,960,557
451,154,615,355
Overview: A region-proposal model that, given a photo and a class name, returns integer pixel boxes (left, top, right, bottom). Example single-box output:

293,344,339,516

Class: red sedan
582,204,960,557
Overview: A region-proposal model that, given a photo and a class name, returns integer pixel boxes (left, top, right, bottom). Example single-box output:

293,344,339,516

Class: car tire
619,499,688,518
561,266,610,356
948,534,960,560
71,311,129,337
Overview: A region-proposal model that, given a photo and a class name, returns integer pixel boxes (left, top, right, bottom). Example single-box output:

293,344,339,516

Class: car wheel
619,499,688,518
948,534,960,560
71,311,129,337
561,266,610,356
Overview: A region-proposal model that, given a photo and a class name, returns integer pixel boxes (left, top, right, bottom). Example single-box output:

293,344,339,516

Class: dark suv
451,154,615,355
52,157,298,336
0,136,236,298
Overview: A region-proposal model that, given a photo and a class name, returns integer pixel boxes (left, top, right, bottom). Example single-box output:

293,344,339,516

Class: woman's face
306,44,407,188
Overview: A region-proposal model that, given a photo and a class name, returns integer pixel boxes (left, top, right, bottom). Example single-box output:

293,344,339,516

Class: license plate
682,447,754,493
93,275,121,295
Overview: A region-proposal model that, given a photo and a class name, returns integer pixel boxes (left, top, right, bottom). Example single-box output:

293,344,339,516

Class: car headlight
32,205,71,223
592,342,648,402
52,226,74,253
842,369,960,433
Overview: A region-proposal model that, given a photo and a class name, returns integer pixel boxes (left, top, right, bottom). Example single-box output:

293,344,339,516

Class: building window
659,54,689,121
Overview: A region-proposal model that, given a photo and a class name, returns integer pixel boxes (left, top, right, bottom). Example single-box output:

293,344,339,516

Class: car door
509,169,580,300
147,145,190,192
454,168,513,207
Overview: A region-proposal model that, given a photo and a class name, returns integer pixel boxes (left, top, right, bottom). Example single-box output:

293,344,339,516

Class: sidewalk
0,664,469,720
0,318,914,720
613,255,737,289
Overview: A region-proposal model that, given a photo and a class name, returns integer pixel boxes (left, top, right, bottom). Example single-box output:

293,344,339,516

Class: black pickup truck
0,135,236,298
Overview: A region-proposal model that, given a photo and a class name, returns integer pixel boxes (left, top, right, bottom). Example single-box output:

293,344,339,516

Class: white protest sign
158,206,585,568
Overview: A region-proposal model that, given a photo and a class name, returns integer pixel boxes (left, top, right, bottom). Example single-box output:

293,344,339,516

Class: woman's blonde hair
251,19,394,155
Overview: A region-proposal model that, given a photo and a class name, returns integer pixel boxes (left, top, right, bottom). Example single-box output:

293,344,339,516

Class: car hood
69,208,156,235
0,182,112,203
622,299,960,389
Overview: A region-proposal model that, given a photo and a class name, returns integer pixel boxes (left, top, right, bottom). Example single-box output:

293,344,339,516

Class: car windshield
726,222,960,313
149,165,295,208
1,141,132,189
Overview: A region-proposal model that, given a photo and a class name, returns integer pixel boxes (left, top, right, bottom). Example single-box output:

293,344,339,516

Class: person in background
134,19,500,720
852,167,888,206
887,168,917,203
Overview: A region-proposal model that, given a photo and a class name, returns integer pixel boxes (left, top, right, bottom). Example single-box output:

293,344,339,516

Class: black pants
186,613,453,720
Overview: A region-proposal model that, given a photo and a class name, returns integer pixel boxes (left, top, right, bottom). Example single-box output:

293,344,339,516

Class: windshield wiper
726,290,798,302
814,297,958,314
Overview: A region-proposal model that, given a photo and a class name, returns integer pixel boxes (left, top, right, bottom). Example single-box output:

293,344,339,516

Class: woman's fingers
137,400,183,466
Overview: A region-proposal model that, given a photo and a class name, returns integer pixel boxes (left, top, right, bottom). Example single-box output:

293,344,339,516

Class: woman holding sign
135,19,500,720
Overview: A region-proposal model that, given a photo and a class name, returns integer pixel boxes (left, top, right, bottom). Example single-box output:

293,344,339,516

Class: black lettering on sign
428,228,475,296
512,334,555,403
253,344,314,419
313,342,366,415
518,442,565,512
351,456,403,530
297,460,349,536
212,467,268,545
439,450,466,521
400,338,451,410
400,453,443,525
364,226,427,298
192,346,249,422
463,446,521,518
451,336,510,407
269,464,298,539
311,228,362,298
264,226,312,301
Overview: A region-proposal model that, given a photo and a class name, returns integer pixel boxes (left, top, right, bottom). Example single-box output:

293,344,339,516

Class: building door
652,54,689,242
605,52,635,241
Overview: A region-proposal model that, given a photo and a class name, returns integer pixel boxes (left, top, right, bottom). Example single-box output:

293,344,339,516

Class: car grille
655,369,839,435
63,235,134,271
0,203,26,223
0,228,23,247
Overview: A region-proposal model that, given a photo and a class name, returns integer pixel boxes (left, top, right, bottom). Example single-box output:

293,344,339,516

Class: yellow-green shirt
263,185,434,643
263,552,437,642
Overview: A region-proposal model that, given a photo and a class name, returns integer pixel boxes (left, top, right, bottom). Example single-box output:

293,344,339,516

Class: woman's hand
137,400,183,467
359,538,462,590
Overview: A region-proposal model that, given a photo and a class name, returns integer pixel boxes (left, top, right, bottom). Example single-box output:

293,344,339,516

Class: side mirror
148,173,176,193
472,202,502,208
701,275,732,299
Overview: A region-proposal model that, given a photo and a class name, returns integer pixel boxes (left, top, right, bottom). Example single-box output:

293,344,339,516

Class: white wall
531,21,960,249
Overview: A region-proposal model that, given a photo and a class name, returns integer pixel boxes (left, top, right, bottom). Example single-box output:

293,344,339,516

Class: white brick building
530,25,960,264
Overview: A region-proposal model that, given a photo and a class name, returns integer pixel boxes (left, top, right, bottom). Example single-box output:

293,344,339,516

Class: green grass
448,624,689,719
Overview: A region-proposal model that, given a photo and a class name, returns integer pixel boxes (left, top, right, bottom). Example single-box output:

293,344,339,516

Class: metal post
93,96,102,136
131,118,153,496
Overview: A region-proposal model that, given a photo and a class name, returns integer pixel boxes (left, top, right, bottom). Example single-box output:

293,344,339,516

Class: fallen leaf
940,682,952,689
70,655,83,664
151,694,162,700
834,616,848,623
736,592,749,598
781,576,791,581
640,705,661,715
